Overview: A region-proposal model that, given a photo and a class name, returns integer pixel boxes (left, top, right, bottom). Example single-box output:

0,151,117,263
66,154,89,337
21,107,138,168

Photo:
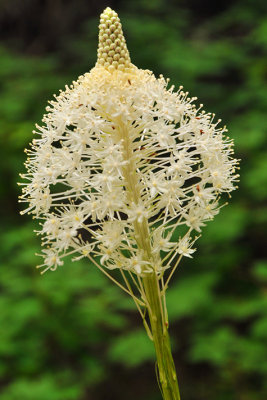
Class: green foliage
1,0,267,399
167,273,217,319
0,224,128,398
1,376,81,400
108,329,155,367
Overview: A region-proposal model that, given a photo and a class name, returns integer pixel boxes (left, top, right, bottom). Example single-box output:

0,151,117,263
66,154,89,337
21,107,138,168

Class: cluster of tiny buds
96,7,133,72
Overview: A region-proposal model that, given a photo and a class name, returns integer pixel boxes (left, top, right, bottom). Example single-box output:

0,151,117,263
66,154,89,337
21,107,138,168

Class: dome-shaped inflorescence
19,8,239,274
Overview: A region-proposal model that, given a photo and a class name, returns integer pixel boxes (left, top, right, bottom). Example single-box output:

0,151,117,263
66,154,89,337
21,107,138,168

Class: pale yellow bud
96,7,133,72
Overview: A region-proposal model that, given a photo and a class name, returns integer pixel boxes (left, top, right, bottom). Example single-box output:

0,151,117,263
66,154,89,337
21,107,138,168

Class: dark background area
0,0,267,399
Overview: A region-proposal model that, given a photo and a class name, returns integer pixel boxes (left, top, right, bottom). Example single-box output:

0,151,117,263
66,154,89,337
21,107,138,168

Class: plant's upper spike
96,7,132,72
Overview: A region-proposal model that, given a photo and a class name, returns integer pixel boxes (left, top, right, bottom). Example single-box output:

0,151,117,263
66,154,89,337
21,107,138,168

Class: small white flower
192,184,216,205
56,227,77,251
95,221,124,250
177,236,196,258
167,155,192,178
183,205,209,232
38,249,63,273
100,247,117,266
42,216,60,236
128,202,149,224
152,228,175,254
146,172,167,199
72,244,92,261
126,253,151,274
90,171,118,192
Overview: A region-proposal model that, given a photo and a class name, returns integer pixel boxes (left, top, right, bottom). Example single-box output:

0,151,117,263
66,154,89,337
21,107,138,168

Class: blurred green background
0,0,267,399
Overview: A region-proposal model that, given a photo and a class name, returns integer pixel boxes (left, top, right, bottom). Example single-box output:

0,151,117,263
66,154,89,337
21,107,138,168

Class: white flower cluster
19,8,239,274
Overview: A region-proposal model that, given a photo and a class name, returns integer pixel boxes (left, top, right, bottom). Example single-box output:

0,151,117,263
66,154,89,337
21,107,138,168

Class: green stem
143,273,181,400
116,119,181,399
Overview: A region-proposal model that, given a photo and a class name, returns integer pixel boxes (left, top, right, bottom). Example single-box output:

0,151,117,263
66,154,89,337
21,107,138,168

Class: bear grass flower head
19,7,239,275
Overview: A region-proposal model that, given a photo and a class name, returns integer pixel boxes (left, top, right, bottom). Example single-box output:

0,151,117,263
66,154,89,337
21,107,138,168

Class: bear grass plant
19,7,239,400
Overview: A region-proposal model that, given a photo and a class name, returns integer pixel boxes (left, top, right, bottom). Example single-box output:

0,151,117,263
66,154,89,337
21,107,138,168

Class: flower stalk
143,273,181,400
118,110,180,398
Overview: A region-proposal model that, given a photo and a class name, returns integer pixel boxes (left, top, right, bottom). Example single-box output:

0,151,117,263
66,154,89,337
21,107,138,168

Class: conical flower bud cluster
19,8,239,274
96,7,133,72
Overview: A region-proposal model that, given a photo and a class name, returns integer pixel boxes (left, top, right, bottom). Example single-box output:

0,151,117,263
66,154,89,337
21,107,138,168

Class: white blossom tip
96,7,132,72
